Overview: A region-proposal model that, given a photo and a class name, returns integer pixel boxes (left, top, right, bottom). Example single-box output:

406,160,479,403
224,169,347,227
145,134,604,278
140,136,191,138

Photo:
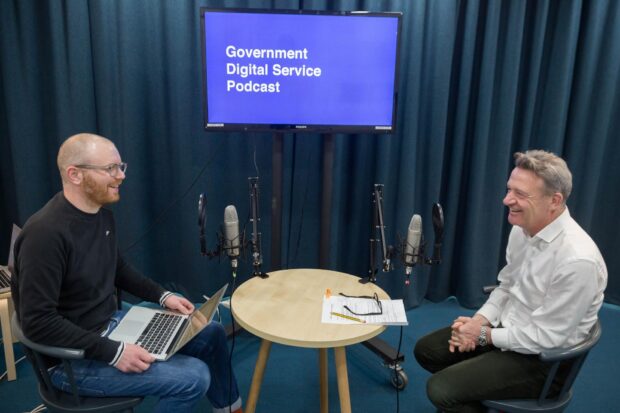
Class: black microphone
223,205,240,270
198,193,207,256
404,214,422,275
432,203,444,264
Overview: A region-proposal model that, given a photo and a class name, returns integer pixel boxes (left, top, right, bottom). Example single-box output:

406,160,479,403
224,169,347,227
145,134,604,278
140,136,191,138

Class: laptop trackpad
111,320,144,341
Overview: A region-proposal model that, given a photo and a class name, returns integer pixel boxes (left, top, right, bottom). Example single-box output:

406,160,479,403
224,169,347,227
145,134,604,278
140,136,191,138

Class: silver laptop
108,283,228,361
0,224,21,294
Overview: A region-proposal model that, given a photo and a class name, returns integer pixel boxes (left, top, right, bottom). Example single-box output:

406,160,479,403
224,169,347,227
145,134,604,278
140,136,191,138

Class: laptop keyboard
0,268,10,289
136,312,184,355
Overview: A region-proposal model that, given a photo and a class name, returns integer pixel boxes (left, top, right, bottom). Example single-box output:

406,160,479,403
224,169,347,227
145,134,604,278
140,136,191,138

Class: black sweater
11,192,165,363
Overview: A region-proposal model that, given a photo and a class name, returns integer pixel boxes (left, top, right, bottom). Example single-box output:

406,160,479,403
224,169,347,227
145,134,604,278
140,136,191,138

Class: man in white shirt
414,150,607,413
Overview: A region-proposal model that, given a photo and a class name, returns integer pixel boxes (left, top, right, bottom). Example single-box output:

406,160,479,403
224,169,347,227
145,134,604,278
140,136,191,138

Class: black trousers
414,326,556,413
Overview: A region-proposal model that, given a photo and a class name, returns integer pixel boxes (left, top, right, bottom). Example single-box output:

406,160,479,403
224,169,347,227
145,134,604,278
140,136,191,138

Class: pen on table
330,311,366,323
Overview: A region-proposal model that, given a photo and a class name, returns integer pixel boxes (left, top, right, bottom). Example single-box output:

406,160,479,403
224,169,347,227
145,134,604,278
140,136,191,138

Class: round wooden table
232,268,389,413
0,290,18,381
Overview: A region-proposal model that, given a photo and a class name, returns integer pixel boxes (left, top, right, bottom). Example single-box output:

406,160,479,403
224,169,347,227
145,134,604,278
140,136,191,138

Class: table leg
334,346,351,413
246,339,272,413
0,298,16,381
319,348,328,413
8,298,17,344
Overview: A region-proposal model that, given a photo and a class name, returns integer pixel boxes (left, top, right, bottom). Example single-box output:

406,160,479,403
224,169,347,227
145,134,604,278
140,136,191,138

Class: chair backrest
536,319,602,405
6,223,21,274
483,319,602,413
11,313,85,405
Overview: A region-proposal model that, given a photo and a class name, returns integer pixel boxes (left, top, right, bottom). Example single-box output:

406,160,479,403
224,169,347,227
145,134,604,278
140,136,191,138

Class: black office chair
482,319,602,413
11,313,143,413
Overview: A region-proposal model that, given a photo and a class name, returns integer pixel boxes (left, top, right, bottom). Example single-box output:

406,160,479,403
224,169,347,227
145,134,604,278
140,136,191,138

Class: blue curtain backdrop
1,0,619,307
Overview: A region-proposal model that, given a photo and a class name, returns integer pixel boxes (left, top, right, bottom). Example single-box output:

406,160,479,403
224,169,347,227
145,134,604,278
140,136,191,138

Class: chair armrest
11,313,85,359
540,320,602,362
482,285,498,294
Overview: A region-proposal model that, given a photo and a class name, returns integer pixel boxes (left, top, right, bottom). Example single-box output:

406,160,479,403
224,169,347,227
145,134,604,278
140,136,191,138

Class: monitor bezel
200,8,403,134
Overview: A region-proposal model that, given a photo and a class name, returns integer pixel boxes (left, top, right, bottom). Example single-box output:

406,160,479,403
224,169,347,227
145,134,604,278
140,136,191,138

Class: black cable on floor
395,325,403,413
228,271,237,413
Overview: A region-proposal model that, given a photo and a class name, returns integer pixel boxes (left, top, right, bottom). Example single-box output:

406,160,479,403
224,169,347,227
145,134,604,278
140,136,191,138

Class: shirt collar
530,207,570,244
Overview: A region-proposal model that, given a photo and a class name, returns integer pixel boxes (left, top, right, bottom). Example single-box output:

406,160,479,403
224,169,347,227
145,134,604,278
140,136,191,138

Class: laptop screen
170,284,228,354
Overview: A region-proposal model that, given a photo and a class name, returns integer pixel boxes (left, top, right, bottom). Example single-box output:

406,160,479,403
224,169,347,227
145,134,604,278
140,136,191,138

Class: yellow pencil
330,311,366,323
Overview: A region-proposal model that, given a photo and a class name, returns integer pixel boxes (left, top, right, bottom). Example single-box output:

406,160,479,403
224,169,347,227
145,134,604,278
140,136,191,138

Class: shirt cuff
109,342,125,367
159,291,173,307
476,306,499,327
490,327,509,349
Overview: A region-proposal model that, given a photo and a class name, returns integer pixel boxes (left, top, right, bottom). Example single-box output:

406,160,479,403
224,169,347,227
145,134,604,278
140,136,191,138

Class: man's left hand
163,295,194,314
449,316,485,352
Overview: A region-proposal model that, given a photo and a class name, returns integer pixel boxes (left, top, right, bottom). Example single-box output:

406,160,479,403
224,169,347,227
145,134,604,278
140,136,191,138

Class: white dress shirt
477,208,607,354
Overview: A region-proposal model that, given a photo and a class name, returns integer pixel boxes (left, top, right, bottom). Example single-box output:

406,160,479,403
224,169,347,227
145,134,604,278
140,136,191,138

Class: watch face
478,327,487,346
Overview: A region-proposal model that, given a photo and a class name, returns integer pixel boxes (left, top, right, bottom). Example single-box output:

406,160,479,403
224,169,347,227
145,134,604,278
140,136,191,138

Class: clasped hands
115,295,194,373
448,315,488,353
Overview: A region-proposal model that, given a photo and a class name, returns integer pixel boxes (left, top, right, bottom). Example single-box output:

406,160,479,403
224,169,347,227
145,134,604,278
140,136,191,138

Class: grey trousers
414,326,559,413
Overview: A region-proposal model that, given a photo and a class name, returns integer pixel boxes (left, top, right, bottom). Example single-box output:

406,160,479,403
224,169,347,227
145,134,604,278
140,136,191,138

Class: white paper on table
321,294,408,326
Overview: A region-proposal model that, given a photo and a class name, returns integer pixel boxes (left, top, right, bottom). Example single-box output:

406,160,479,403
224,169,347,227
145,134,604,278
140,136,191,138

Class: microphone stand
359,184,406,388
249,177,268,278
197,193,225,260
429,203,444,265
362,184,392,284
376,185,392,273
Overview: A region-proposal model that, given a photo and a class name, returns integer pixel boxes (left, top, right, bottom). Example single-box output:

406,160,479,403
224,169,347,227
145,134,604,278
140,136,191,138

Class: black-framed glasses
339,292,383,316
75,162,128,177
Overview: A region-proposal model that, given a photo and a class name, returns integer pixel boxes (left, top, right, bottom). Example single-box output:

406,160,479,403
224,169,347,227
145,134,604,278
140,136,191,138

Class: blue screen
202,10,402,132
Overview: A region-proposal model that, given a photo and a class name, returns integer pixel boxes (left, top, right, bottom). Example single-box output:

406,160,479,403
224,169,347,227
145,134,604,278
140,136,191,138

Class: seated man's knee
203,321,226,337
426,370,479,412
413,335,430,364
192,320,226,346
414,327,453,373
427,373,454,410
160,357,211,402
185,361,211,396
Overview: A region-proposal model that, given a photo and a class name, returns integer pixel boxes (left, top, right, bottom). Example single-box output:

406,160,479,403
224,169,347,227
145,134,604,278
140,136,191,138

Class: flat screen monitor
201,9,403,133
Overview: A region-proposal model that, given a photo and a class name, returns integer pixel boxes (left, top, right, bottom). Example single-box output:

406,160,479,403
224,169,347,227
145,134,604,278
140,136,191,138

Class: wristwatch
477,326,488,347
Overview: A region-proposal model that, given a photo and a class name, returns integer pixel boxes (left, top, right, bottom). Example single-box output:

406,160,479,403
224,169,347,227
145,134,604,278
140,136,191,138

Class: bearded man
12,133,242,413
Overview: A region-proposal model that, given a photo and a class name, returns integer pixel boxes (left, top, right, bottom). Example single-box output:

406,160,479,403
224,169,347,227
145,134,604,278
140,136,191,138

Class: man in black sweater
12,133,242,413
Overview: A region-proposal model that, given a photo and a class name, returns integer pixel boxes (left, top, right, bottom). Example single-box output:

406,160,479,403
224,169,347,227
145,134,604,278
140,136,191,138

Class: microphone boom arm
375,186,391,272
364,184,393,284
198,193,223,259
249,177,268,279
